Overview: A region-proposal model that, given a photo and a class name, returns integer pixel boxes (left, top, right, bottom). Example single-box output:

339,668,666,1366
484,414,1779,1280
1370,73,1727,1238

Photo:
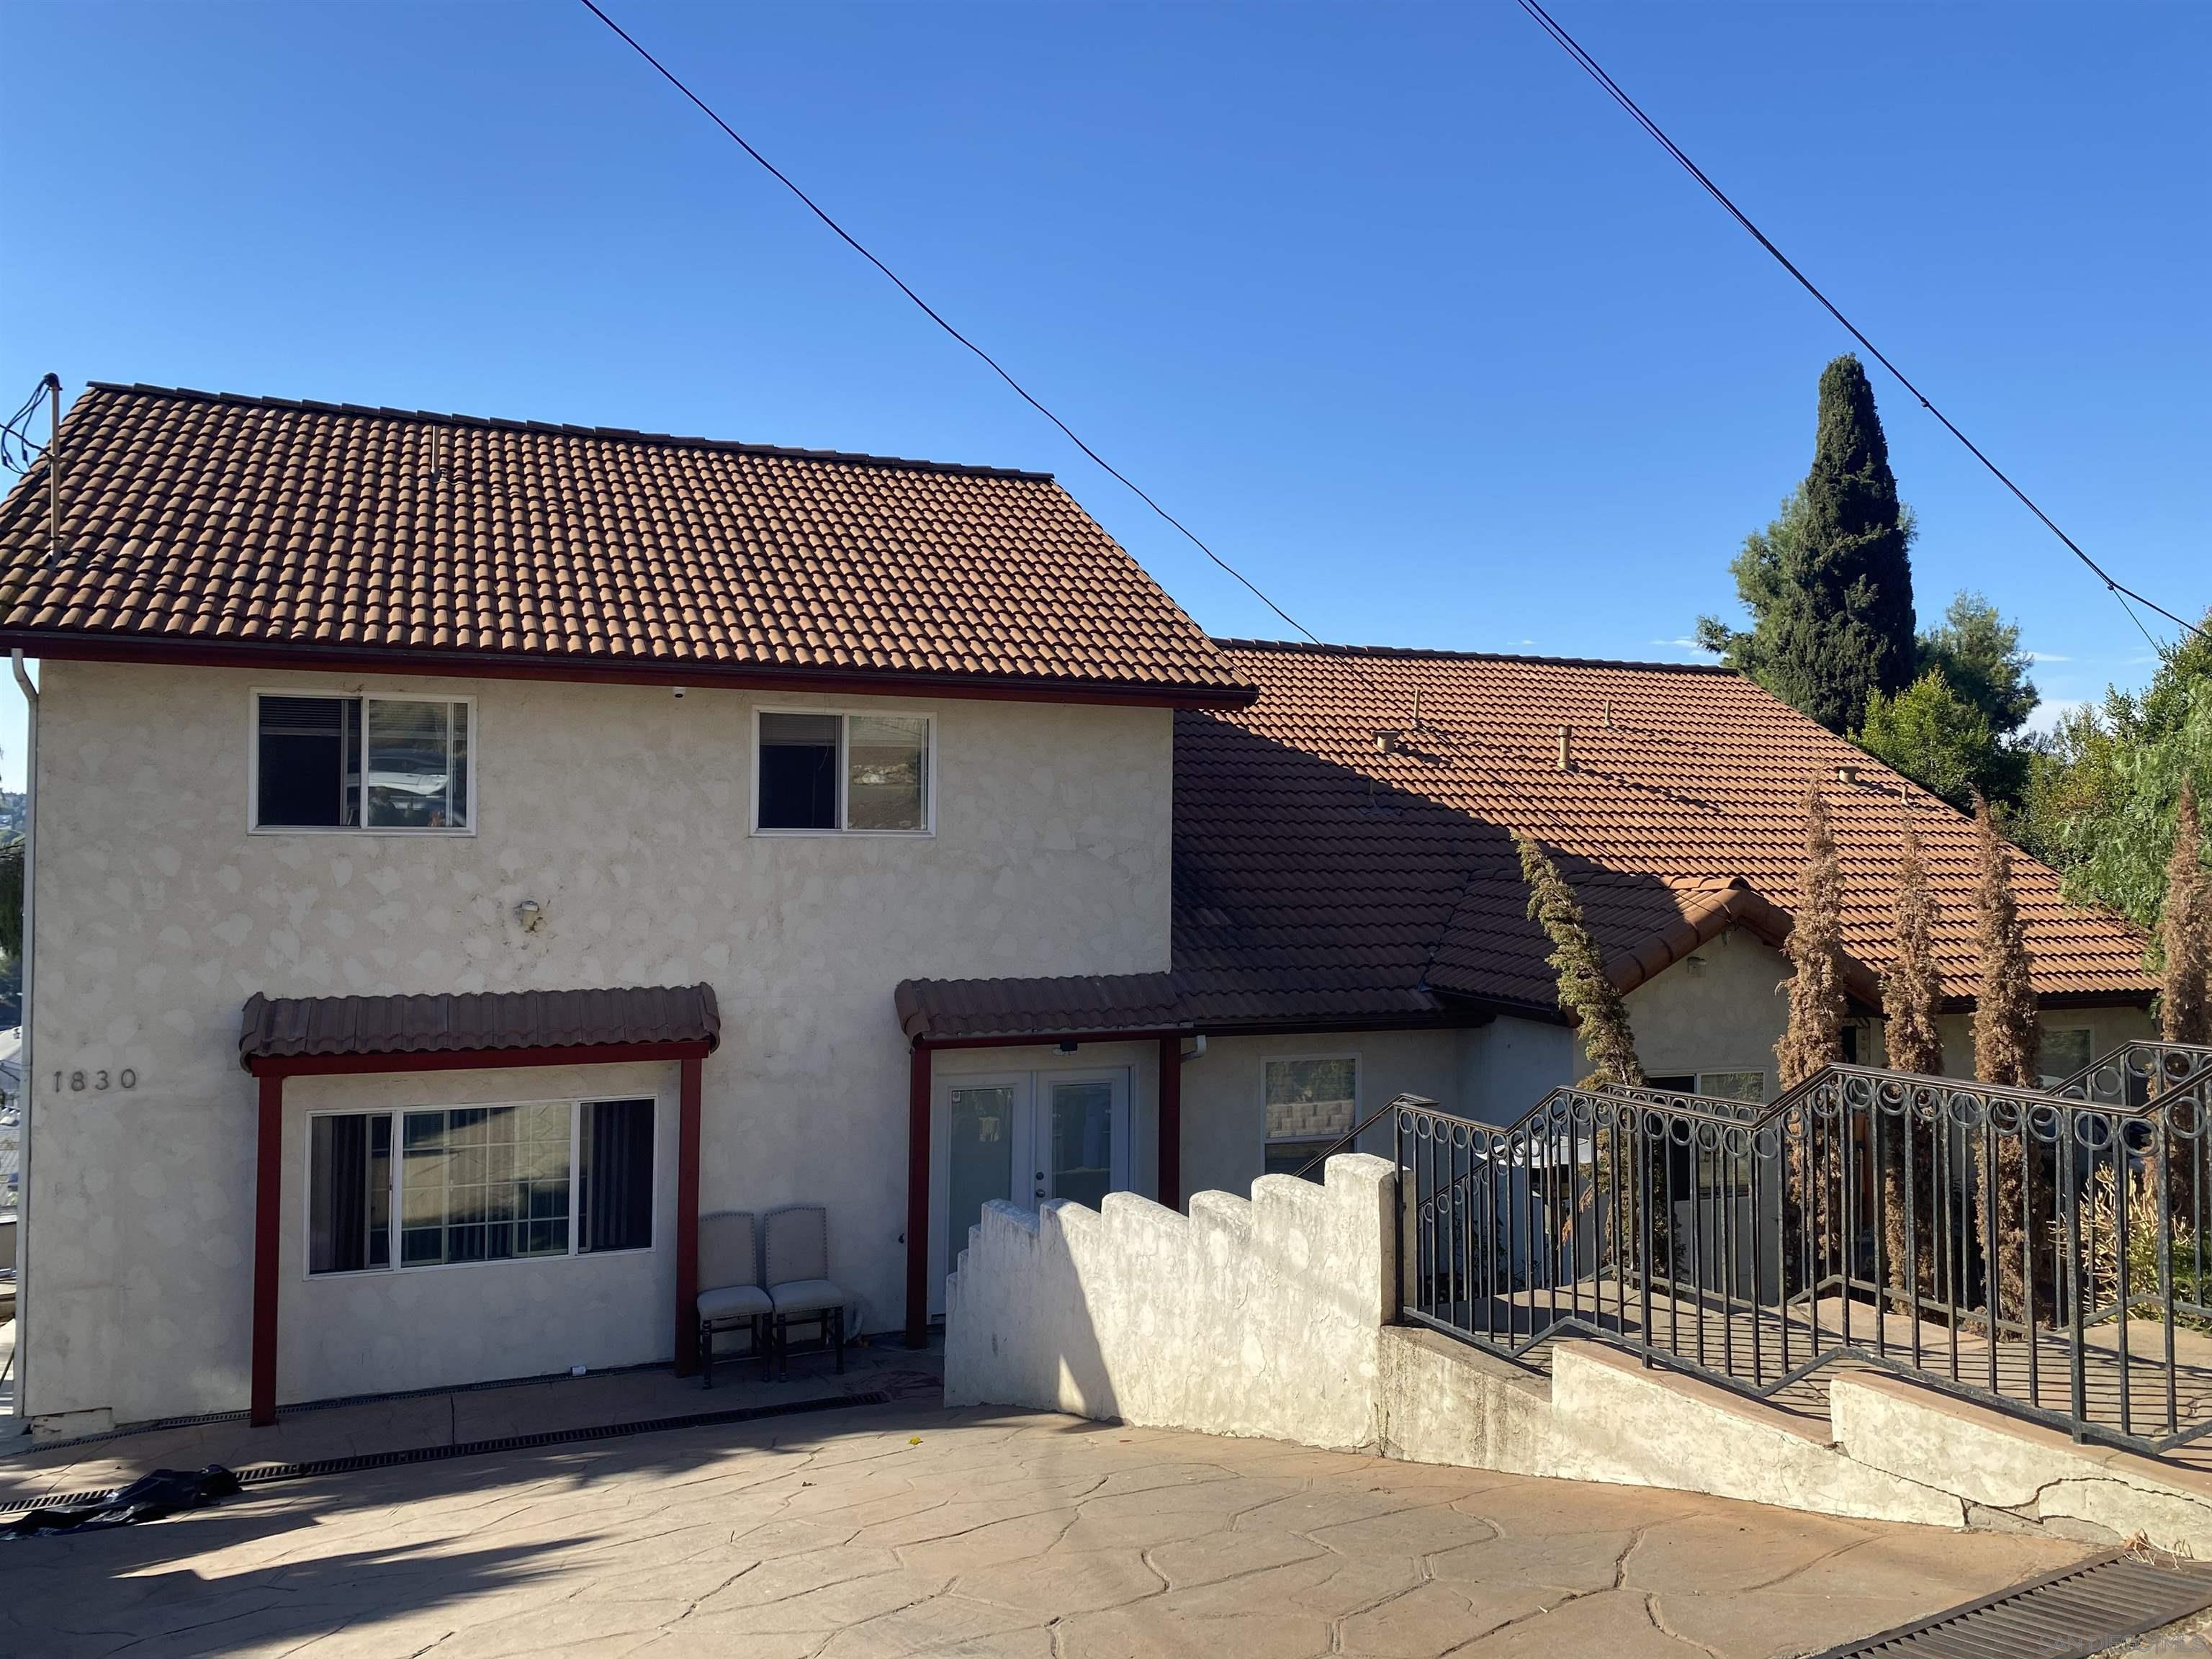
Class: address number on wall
54,1069,138,1092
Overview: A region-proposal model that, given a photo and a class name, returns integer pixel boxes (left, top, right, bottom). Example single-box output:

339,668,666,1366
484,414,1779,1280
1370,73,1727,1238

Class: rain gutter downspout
9,650,32,1431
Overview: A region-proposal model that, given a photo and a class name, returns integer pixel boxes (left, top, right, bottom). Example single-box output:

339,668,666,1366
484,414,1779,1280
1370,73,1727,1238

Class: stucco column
1158,1035,1182,1210
673,1055,702,1376
250,1069,284,1426
905,1041,930,1348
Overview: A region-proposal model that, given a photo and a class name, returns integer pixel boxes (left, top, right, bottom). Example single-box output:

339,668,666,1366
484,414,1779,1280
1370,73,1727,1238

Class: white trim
748,705,936,837
300,1094,657,1281
1259,1051,1362,1145
248,688,479,837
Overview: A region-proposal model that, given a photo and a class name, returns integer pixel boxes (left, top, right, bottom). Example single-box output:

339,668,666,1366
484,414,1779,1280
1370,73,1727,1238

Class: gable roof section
1176,641,2154,1017
0,384,1251,706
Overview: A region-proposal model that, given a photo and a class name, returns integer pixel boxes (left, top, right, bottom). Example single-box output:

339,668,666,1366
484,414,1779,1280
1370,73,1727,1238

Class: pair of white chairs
696,1204,847,1385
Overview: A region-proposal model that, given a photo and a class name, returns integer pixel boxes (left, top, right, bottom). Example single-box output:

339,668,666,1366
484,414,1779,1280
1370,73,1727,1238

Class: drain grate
1809,1550,2212,1659
0,1388,891,1519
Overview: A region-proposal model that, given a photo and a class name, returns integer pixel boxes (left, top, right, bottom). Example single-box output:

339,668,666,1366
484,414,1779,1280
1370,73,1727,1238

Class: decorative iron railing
1393,1041,2212,1455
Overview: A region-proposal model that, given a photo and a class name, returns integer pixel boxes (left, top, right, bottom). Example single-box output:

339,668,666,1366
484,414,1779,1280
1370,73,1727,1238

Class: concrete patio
0,1336,940,1509
0,1395,2104,1658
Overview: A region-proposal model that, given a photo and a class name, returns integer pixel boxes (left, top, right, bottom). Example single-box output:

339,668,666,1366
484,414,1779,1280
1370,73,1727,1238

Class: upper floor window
755,710,930,834
254,693,472,832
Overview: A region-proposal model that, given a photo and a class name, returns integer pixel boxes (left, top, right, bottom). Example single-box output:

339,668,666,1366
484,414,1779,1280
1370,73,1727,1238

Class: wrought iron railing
1393,1041,2212,1455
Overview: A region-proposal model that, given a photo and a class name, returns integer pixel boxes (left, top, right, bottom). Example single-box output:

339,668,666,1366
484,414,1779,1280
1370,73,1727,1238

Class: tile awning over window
239,985,720,1070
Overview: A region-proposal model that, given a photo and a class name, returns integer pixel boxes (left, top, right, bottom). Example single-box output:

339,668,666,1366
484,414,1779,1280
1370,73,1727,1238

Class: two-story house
0,383,2159,1440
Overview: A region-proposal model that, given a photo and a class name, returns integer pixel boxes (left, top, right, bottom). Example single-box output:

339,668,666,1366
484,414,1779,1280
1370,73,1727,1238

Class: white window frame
248,688,479,837
1694,1069,1766,1103
1262,1051,1362,1149
300,1097,656,1280
750,706,936,837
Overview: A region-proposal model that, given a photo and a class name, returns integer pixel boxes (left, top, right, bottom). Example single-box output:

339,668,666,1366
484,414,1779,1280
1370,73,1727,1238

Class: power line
1514,0,2205,647
574,0,1333,653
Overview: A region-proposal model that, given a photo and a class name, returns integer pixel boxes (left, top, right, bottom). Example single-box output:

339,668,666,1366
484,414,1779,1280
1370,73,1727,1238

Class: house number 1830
55,1069,137,1092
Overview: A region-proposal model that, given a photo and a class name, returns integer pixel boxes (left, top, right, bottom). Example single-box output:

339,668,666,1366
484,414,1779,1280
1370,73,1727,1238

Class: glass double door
936,1069,1130,1308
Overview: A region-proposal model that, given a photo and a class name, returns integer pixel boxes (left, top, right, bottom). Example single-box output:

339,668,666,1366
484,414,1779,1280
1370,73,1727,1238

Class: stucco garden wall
24,660,1174,1427
948,1157,2212,1547
945,1155,1395,1447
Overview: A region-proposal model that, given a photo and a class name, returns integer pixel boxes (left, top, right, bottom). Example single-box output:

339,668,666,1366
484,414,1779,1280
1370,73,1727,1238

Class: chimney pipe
1557,725,1574,773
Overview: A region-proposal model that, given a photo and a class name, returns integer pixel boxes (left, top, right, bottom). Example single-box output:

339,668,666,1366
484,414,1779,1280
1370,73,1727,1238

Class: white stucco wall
1624,926,1793,1100
1454,1017,1577,1124
945,1156,1395,1447
25,660,1173,1426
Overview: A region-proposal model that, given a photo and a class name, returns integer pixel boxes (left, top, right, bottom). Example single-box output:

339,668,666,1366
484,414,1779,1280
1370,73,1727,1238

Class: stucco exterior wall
1624,926,1792,1100
1175,1029,1461,1202
25,660,1174,1426
1454,1017,1576,1125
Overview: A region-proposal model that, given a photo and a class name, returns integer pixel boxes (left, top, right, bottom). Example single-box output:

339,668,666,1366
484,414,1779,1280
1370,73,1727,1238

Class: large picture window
755,710,930,833
254,692,472,831
306,1097,654,1276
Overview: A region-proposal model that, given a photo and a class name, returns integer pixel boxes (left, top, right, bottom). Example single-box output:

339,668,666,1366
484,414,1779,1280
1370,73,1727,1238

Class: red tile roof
1182,641,2152,1015
901,642,2154,1045
0,384,1251,706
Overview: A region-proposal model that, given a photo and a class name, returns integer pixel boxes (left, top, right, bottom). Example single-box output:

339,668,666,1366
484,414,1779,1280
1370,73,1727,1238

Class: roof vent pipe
44,373,60,564
1557,725,1574,773
1837,764,1860,785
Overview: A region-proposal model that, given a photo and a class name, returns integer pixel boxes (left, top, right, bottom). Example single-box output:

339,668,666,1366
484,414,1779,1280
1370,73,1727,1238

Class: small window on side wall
755,711,930,833
1264,1055,1358,1182
255,693,471,831
2041,1028,2095,1087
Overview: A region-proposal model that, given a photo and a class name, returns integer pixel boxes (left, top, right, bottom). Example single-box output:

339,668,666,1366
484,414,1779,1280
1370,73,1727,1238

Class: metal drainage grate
1809,1551,2212,1659
0,1388,892,1519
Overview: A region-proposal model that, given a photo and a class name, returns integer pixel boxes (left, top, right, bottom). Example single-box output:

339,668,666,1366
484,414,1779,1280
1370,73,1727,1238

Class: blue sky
2,1,2206,788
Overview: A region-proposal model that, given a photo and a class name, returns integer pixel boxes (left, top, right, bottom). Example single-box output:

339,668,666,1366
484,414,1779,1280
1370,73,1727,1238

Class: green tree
1858,670,1995,811
1699,359,1918,731
1920,592,2038,739
1743,358,1919,732
2020,616,2212,930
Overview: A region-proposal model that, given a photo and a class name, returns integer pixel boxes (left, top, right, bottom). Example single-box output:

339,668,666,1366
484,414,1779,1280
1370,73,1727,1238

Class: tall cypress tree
1761,356,1917,734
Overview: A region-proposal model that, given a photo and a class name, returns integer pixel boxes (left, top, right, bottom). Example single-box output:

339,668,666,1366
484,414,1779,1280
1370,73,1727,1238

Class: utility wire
575,0,1331,652
1514,0,2205,647
572,0,1699,854
0,379,50,476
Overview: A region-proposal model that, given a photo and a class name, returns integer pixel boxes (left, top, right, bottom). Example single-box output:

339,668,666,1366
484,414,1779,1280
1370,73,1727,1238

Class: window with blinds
253,692,472,831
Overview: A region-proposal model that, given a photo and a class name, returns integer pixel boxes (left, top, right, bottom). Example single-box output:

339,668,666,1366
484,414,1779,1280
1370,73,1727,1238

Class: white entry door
932,1068,1131,1315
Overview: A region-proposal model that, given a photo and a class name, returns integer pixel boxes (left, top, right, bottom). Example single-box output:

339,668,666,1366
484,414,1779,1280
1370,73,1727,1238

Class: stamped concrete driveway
1,1401,2084,1659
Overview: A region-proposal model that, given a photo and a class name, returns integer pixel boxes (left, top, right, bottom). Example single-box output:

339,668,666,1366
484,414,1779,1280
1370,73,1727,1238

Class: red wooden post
1159,1035,1183,1212
904,1041,931,1348
250,1069,284,1426
673,1055,703,1376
